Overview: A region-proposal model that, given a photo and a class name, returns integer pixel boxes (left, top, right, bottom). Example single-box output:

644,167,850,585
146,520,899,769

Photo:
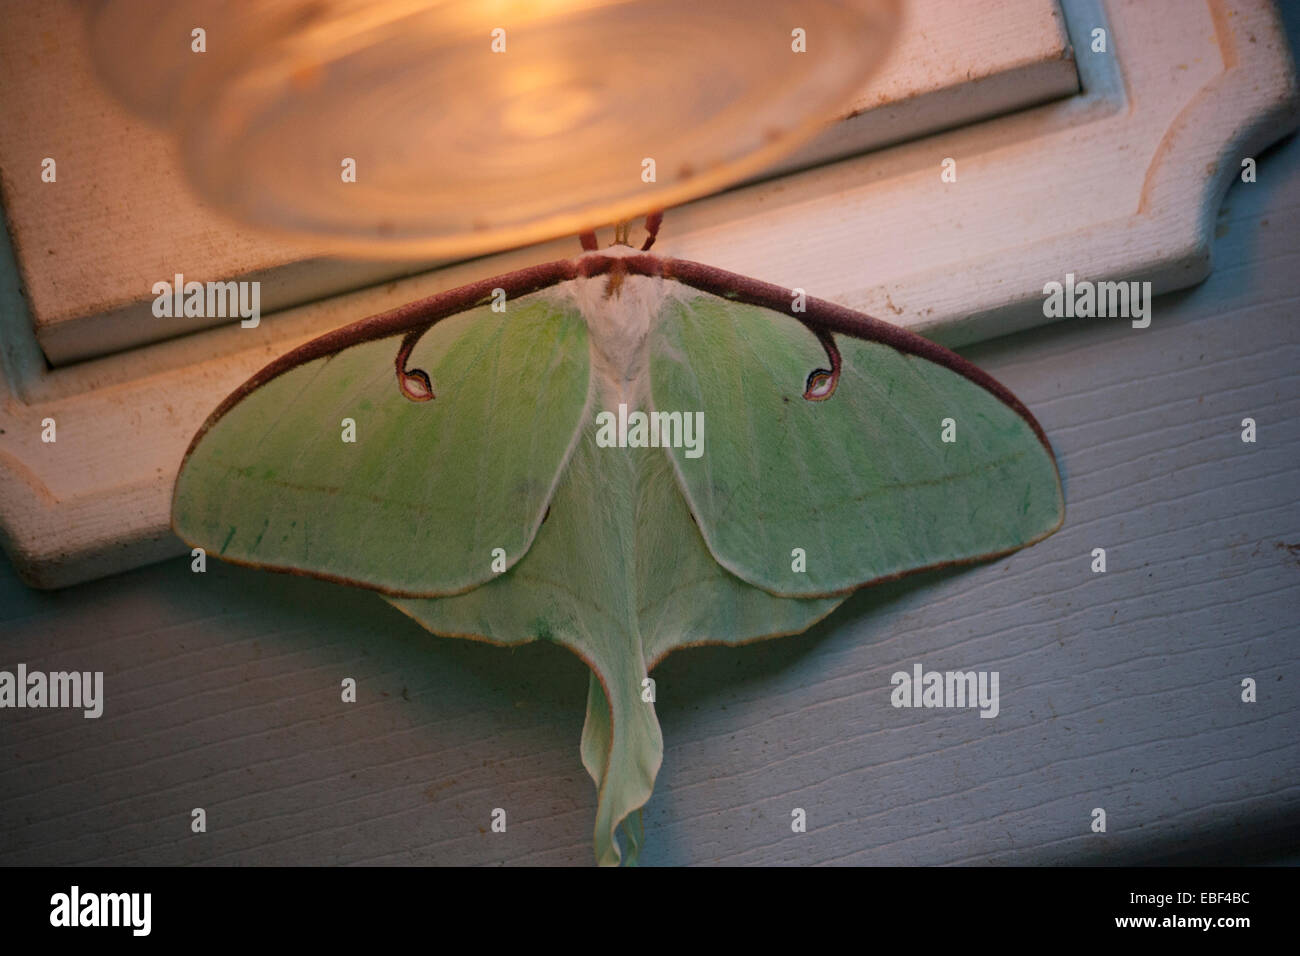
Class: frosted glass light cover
87,0,901,258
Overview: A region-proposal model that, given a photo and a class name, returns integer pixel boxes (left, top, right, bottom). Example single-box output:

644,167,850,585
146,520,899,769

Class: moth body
553,249,681,411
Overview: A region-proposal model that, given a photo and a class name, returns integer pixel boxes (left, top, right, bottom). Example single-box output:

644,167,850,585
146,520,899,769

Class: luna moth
172,216,1064,866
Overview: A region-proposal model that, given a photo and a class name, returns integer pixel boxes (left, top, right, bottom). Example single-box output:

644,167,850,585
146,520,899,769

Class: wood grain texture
1,114,1296,866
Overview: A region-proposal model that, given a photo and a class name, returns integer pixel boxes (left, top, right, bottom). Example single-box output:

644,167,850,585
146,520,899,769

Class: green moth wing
647,260,1065,597
172,250,1065,866
390,426,842,865
172,267,591,596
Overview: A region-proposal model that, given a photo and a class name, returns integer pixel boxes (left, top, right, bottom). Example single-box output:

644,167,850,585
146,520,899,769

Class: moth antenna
395,327,435,402
579,230,599,252
641,211,664,251
802,327,841,401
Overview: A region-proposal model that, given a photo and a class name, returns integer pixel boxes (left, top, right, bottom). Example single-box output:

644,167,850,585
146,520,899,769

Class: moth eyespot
802,328,842,401
395,327,437,402
803,368,837,401
399,368,435,402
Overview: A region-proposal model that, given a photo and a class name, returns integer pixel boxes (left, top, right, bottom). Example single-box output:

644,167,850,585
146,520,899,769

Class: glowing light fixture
87,0,901,258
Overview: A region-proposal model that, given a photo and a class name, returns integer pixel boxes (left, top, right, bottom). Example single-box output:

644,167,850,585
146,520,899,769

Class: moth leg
802,326,841,401
579,230,599,251
641,211,664,251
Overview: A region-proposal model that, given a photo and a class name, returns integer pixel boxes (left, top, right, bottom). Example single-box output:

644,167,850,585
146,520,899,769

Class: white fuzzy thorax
544,251,692,408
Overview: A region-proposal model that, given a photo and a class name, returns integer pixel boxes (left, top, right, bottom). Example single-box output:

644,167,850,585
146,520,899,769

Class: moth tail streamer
579,667,662,866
